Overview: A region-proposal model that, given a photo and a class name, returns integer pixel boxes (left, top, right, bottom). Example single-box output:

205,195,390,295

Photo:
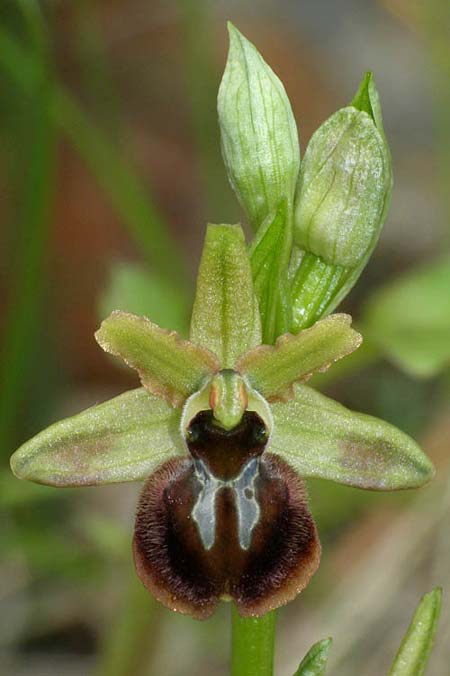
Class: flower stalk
231,608,276,676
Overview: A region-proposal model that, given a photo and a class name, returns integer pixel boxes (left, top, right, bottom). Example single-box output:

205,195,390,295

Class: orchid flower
10,224,433,620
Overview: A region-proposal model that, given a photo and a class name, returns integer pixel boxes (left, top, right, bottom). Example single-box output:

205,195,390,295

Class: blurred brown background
1,1,449,674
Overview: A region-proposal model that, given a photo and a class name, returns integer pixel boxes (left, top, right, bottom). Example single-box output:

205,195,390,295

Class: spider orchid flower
10,225,434,619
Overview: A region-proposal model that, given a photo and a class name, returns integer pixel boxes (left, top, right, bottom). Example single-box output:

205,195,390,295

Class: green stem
231,607,276,676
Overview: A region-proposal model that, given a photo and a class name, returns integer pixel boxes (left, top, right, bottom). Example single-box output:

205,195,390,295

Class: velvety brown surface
133,445,320,619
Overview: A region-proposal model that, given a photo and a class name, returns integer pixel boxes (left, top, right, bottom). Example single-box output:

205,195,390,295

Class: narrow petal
96,311,219,405
10,388,186,486
237,314,361,401
268,384,434,490
190,224,261,367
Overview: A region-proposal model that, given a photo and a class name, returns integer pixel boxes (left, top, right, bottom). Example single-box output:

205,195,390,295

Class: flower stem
231,607,276,676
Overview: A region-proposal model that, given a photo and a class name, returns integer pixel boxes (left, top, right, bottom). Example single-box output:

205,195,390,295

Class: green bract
218,23,299,232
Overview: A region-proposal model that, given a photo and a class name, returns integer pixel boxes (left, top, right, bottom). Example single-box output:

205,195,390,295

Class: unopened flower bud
218,23,300,230
294,74,391,269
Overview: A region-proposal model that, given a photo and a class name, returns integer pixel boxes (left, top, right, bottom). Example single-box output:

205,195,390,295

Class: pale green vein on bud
190,223,261,368
294,637,332,676
389,588,442,676
218,23,300,230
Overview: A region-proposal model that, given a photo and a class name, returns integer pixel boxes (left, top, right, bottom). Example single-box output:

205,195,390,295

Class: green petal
218,23,300,230
96,311,219,405
190,224,261,368
237,314,361,400
294,637,332,676
268,384,434,489
10,388,186,486
389,588,442,676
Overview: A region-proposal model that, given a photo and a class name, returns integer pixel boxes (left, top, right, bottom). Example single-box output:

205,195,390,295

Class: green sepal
237,314,361,401
250,199,292,344
294,637,332,676
218,23,300,231
389,588,442,676
96,311,219,406
290,73,392,332
268,384,434,489
10,388,186,486
190,224,261,368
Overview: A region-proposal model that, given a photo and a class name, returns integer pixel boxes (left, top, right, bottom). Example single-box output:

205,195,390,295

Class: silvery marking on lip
192,457,261,551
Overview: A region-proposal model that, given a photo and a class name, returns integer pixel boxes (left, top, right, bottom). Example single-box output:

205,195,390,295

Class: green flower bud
218,23,300,230
294,105,390,268
290,72,393,332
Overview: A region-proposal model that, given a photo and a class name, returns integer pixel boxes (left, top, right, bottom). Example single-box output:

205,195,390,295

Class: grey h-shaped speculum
192,457,260,551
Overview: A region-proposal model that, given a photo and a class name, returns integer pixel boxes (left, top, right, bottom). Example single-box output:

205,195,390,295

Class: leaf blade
363,256,450,378
294,637,332,676
389,588,442,676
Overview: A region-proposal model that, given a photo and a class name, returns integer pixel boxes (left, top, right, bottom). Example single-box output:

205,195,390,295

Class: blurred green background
1,1,449,675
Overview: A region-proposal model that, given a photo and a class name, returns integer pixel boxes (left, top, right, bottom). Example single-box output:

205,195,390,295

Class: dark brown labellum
133,411,320,619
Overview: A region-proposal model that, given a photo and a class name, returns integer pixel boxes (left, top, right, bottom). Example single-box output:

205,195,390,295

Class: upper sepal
237,314,361,401
10,388,187,486
96,311,219,406
268,384,434,490
190,224,261,368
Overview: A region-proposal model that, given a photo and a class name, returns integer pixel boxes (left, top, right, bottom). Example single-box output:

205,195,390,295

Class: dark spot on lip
186,410,268,480
133,454,321,620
